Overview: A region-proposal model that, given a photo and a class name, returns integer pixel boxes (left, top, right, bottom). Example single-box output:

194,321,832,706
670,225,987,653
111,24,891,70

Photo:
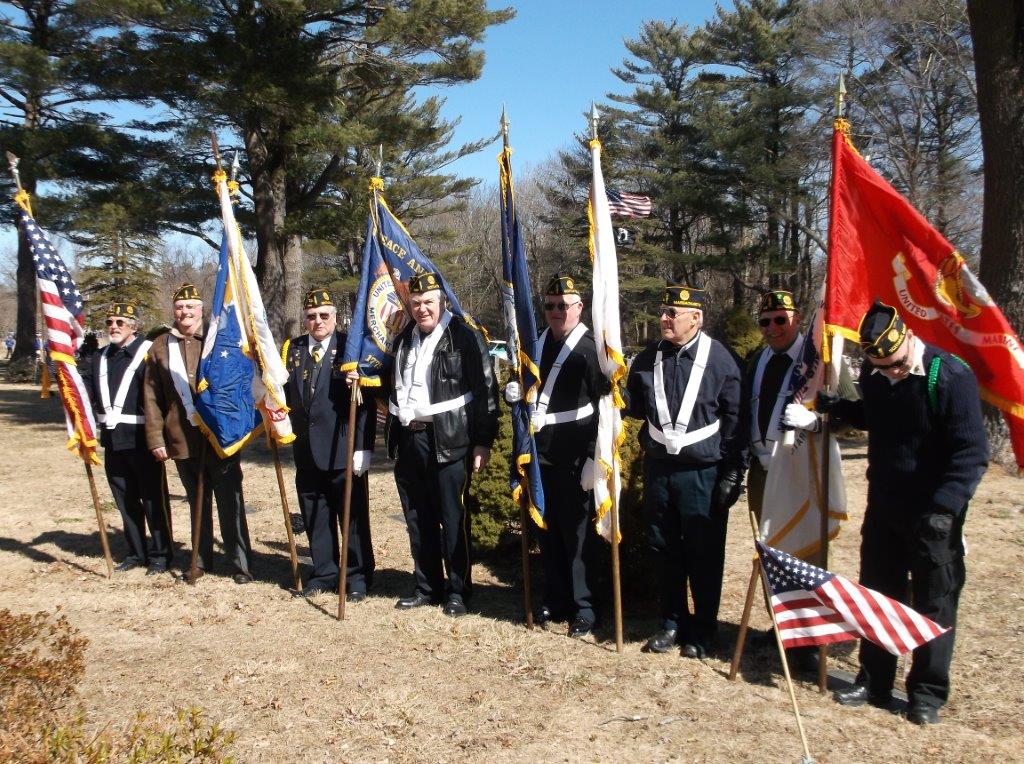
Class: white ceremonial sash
648,332,719,453
98,339,153,428
531,323,593,431
394,311,453,425
167,335,199,427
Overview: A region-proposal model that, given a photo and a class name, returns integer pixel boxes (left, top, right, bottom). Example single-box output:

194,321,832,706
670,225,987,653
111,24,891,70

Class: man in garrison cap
623,284,744,659
503,274,610,638
784,300,988,725
282,289,376,600
143,283,255,584
382,271,499,618
81,302,171,574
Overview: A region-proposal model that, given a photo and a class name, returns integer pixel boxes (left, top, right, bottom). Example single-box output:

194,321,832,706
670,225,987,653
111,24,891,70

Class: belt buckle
407,421,427,432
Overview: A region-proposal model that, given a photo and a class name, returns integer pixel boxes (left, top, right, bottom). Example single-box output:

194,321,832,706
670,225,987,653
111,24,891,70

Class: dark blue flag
342,182,475,385
194,235,260,456
499,147,546,528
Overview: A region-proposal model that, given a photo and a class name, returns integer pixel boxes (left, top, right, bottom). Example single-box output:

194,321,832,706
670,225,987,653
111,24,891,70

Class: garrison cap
662,284,707,310
409,271,442,295
545,273,580,297
303,288,334,309
108,302,138,319
858,300,908,359
759,290,797,313
172,283,201,302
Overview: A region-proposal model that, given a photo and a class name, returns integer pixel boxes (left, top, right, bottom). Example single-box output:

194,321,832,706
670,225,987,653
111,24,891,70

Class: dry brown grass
1,379,1022,763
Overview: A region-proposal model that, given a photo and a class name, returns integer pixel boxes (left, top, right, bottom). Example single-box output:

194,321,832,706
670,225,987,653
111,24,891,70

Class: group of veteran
80,273,986,726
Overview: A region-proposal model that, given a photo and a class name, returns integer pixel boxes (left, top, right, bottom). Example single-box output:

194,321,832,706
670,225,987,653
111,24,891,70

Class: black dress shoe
114,558,143,572
395,592,434,610
232,572,254,585
567,616,595,638
834,684,892,708
643,628,678,654
293,583,334,598
145,560,169,576
442,596,467,617
681,642,708,659
907,704,940,725
534,605,554,625
347,590,366,603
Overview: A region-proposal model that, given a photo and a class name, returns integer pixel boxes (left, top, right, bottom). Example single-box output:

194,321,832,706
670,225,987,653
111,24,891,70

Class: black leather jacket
386,315,499,463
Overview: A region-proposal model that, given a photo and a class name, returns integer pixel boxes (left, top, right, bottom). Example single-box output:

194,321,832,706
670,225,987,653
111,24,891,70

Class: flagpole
338,144,383,620
590,104,624,653
815,74,847,693
749,512,814,764
160,463,175,548
502,107,535,631
185,442,208,584
6,152,114,579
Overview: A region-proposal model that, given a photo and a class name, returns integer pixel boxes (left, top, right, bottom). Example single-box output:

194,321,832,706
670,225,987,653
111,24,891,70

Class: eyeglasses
758,316,790,328
544,301,580,312
105,318,126,327
660,307,695,318
304,311,332,321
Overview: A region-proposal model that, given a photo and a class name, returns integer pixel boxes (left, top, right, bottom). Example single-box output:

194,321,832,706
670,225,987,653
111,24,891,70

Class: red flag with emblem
825,119,1024,470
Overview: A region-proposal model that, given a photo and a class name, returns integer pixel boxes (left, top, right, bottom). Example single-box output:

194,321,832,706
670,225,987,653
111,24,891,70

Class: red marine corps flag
825,118,1024,470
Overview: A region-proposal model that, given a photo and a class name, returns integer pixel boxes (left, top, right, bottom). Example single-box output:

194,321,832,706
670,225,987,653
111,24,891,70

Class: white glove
580,457,596,491
782,403,819,432
351,450,371,476
504,381,522,404
398,407,414,427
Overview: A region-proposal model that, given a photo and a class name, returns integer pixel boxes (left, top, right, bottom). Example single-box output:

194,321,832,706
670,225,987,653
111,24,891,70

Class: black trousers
644,459,727,644
394,427,472,601
295,466,374,593
104,447,170,565
175,451,252,575
538,462,596,622
857,509,965,709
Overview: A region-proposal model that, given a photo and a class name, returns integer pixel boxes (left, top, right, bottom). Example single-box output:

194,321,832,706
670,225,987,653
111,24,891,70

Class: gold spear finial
5,151,21,192
375,144,383,179
230,151,240,182
500,105,510,149
589,102,600,141
835,73,847,118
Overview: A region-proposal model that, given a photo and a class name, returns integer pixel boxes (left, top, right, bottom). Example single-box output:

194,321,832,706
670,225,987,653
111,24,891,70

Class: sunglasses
304,311,332,321
758,316,790,328
660,307,694,318
872,356,908,371
544,301,580,312
105,318,127,327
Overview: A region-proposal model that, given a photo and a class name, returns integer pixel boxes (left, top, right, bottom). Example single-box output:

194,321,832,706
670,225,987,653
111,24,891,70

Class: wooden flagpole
748,512,814,763
84,462,115,578
729,556,761,681
185,442,208,584
501,108,534,631
160,462,175,546
337,387,360,621
590,103,624,653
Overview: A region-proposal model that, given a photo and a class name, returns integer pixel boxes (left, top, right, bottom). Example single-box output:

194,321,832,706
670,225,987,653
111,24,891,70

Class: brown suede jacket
143,328,205,459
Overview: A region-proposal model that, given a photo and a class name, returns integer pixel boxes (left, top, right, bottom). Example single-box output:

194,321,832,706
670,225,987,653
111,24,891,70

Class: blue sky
430,0,721,182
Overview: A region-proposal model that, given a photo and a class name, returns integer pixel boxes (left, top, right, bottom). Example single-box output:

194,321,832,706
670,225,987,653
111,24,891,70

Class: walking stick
817,408,833,693
160,462,174,546
267,425,302,592
729,556,761,681
337,383,361,620
749,511,814,764
610,490,624,653
185,443,208,584
83,462,114,578
519,492,534,630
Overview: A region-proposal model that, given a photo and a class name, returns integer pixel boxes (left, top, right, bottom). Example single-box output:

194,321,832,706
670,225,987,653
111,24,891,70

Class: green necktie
312,345,323,364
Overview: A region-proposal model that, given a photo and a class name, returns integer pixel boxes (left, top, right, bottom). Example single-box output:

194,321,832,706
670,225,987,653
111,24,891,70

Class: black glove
712,469,744,513
916,511,958,565
815,390,839,414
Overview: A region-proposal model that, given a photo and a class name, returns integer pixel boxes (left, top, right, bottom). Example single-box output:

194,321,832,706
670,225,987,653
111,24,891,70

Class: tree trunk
247,129,302,343
967,0,1024,462
12,214,39,368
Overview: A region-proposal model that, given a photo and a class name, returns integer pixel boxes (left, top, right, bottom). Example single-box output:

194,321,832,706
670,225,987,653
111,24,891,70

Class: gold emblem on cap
887,328,899,342
566,278,574,290
680,289,690,301
781,294,793,308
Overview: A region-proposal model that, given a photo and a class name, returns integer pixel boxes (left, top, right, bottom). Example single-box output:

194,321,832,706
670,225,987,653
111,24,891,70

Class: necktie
312,345,323,364
758,352,791,441
305,343,324,402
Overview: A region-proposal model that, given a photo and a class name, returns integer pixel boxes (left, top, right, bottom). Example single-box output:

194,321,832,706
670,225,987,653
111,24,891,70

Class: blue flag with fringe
194,235,260,456
499,147,545,528
342,181,474,385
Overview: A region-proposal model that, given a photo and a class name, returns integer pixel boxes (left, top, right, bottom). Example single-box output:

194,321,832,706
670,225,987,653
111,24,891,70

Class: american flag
606,189,652,219
757,541,949,656
19,208,99,463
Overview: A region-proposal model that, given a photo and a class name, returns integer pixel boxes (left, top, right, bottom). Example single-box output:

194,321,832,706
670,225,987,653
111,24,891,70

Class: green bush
720,307,762,361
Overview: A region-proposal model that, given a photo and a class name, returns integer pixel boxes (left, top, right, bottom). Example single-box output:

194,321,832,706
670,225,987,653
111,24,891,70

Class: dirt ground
1,378,1022,763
